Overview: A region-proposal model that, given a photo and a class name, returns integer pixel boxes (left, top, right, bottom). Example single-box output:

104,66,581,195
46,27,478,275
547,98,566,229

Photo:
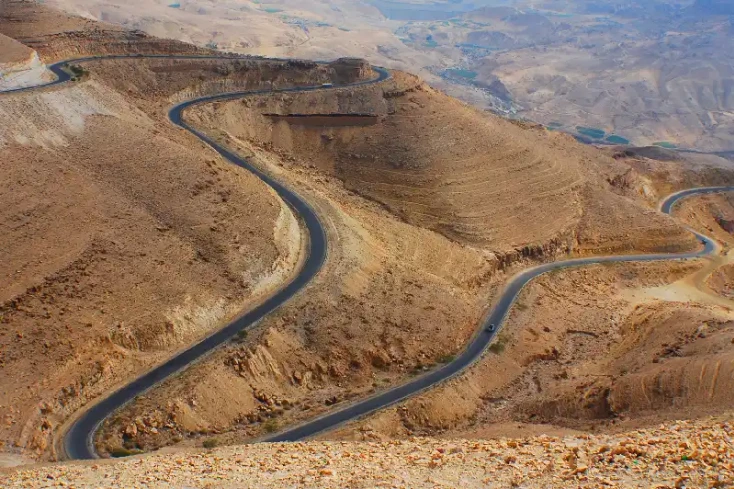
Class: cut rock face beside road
0,34,52,91
2,417,732,488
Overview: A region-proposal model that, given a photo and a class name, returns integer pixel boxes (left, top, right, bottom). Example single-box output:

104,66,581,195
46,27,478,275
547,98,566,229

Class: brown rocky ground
2,416,733,488
708,264,734,300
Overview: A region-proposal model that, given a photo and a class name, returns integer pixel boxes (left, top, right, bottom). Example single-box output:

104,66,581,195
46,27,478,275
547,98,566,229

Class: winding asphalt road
3,54,734,458
2,54,386,459
264,188,734,442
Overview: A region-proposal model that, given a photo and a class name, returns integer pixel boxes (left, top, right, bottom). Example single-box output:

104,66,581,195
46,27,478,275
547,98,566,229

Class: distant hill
464,6,519,20
693,0,734,15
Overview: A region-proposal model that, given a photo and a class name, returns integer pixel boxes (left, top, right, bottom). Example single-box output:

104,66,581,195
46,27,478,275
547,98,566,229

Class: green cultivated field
446,68,478,79
605,135,630,145
576,126,606,139
653,141,677,149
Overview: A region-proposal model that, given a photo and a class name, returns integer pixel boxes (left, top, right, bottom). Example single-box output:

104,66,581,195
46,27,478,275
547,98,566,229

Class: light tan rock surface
2,417,733,488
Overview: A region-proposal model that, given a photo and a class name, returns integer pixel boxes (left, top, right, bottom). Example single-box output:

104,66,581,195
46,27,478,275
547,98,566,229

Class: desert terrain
34,0,734,152
89,45,730,457
1,0,734,486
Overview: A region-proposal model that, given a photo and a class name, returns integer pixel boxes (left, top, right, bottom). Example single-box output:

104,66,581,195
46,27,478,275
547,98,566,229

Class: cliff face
0,34,51,90
328,58,372,84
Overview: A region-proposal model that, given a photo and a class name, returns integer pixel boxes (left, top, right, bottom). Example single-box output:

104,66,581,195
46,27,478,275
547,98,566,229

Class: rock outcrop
328,58,372,84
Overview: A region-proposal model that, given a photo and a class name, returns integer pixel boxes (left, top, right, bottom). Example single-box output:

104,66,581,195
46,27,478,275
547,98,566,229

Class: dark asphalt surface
3,55,733,458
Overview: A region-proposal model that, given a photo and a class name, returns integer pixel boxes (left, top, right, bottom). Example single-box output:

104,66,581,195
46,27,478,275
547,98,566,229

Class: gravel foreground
2,419,733,488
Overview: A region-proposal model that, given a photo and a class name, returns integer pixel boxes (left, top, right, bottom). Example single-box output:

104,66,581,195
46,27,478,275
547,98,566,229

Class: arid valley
0,0,733,487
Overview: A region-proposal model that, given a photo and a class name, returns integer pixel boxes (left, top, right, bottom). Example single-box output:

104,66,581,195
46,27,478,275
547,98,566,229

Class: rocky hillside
0,0,368,462
3,0,734,477
93,60,716,458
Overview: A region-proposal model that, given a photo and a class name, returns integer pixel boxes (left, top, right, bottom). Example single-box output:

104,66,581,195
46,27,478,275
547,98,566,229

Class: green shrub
488,334,509,354
110,447,139,458
68,64,88,77
437,354,455,364
263,419,278,433
202,438,218,449
488,342,505,354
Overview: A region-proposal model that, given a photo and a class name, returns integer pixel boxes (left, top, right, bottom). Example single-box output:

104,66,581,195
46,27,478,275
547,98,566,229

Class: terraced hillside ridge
186,70,697,253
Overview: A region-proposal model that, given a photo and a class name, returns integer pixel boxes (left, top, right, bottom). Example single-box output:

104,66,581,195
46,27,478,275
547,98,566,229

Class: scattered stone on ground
2,417,732,488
